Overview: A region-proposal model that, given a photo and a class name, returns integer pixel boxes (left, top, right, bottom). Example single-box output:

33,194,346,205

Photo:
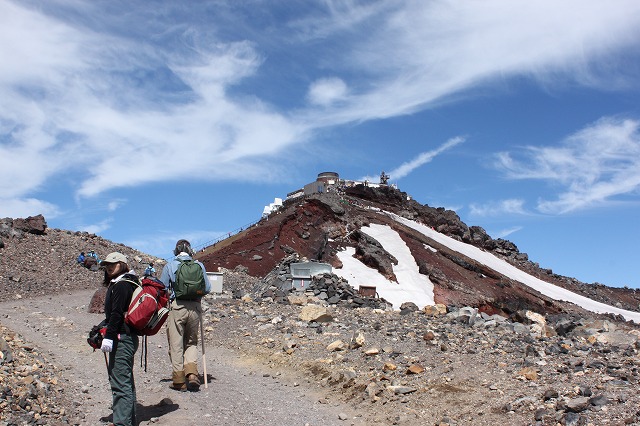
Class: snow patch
335,223,434,309
385,211,640,323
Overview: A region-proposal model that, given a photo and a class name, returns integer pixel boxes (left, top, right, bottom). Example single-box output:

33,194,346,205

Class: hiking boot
170,370,186,392
169,382,187,392
186,373,201,392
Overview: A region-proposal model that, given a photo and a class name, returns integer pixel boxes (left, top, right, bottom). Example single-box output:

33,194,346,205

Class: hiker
77,252,86,264
99,252,139,426
144,263,155,277
88,250,99,262
159,239,211,392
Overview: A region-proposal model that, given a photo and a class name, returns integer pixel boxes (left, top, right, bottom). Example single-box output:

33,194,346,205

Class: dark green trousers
108,334,139,426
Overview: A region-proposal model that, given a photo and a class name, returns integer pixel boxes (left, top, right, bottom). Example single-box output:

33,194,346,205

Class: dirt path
0,290,362,426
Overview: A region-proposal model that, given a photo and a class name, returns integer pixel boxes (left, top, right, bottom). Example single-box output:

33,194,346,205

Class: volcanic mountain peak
198,180,640,322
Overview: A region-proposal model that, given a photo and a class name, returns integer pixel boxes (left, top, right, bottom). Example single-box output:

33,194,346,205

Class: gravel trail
0,290,361,426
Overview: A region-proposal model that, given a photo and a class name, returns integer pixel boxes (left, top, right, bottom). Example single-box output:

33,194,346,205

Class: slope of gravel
0,290,365,426
0,228,162,304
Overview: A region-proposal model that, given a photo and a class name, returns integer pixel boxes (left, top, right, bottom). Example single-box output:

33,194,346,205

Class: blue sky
1,1,639,288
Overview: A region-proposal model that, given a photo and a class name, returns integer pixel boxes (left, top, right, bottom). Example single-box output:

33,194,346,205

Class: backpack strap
168,258,187,301
118,277,142,336
139,335,148,372
119,274,141,287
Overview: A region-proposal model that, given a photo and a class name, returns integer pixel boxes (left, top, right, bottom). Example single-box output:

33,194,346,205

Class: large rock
299,304,333,322
12,215,47,235
0,336,13,364
423,304,447,316
525,310,547,337
89,287,107,313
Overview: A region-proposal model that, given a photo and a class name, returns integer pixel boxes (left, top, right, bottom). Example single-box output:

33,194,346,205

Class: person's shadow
137,399,180,423
100,399,179,425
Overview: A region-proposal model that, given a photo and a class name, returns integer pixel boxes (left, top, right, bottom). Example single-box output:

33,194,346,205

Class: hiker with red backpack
99,252,139,426
159,239,211,392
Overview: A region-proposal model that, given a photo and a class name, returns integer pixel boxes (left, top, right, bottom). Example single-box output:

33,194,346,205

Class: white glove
101,338,113,353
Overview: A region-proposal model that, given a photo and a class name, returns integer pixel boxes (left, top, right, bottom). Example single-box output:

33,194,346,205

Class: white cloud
80,219,113,235
0,198,60,219
0,3,305,204
493,226,523,239
2,0,640,210
494,117,640,214
469,199,527,217
307,77,348,106
295,0,640,125
107,200,126,212
0,1,89,86
389,137,465,180
361,136,465,182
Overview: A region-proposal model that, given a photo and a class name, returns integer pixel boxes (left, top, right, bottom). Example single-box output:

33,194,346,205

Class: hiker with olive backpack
159,239,211,392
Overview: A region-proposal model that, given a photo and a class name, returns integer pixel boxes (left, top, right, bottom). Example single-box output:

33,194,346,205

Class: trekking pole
103,352,109,377
200,312,208,389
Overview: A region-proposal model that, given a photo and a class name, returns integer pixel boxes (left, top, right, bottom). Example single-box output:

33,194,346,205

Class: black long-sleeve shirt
104,273,137,340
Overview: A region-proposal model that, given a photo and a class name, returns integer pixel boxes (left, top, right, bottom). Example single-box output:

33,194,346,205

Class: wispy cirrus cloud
1,0,640,221
361,136,465,182
493,226,523,239
107,199,126,212
494,117,640,214
297,0,640,124
389,137,466,180
469,199,528,217
80,218,113,235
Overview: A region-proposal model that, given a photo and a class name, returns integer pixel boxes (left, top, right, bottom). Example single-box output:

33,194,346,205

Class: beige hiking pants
166,299,201,379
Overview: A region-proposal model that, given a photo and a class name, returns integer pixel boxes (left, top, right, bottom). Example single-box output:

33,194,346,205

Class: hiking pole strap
138,335,148,372
139,336,148,372
144,336,148,372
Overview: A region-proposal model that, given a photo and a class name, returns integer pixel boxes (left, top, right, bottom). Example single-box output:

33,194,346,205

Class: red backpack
124,276,170,336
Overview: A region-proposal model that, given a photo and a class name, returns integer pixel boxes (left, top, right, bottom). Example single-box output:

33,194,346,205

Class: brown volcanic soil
200,197,343,278
198,190,640,319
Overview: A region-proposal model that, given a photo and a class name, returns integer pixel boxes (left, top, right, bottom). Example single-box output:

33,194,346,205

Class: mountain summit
199,172,640,322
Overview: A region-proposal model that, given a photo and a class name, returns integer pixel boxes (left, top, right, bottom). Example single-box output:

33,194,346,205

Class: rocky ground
0,290,364,426
1,222,640,425
208,288,640,426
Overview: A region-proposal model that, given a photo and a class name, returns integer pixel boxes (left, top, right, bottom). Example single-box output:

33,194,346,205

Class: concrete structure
316,171,340,184
304,171,340,196
206,272,224,294
289,261,332,290
286,189,304,201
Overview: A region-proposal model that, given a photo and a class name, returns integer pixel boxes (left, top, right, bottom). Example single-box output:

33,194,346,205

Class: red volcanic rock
197,185,640,319
13,214,47,235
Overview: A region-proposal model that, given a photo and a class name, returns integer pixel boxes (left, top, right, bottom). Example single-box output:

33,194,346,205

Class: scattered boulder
12,214,47,235
424,304,448,316
299,305,333,322
89,286,107,313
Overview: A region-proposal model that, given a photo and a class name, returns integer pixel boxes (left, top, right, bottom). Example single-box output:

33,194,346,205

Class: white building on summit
262,197,283,218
